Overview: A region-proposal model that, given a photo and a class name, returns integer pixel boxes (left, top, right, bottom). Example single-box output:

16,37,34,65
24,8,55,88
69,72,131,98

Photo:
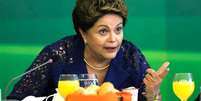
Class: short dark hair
72,0,128,34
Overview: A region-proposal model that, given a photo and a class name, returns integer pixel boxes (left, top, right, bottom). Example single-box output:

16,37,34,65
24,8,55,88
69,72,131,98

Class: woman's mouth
104,46,118,52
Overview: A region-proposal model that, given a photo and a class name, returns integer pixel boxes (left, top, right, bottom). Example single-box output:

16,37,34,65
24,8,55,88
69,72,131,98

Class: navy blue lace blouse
7,35,149,100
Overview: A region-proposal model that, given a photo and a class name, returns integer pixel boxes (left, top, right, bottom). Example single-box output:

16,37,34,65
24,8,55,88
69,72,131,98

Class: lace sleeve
121,40,149,101
7,46,55,100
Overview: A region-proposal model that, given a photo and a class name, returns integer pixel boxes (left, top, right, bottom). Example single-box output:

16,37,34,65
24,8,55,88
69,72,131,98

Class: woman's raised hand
143,61,170,100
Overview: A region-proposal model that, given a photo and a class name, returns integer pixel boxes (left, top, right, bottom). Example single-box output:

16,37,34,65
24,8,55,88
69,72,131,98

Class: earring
84,41,88,45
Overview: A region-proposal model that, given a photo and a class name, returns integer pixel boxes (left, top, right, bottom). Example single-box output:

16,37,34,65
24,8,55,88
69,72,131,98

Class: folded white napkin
22,96,46,101
22,88,64,101
22,93,64,101
122,87,138,101
51,93,64,101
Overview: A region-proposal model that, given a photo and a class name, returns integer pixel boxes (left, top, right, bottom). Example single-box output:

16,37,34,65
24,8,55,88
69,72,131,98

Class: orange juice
58,80,80,98
173,80,195,101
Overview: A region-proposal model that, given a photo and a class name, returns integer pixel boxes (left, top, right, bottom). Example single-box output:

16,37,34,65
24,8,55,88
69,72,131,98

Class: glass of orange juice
58,74,80,98
173,73,195,101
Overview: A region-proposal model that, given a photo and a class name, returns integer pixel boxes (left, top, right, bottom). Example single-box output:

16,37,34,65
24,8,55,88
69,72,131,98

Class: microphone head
48,59,53,63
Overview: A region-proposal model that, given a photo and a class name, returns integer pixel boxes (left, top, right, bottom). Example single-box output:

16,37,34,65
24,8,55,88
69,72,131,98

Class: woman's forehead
93,14,123,28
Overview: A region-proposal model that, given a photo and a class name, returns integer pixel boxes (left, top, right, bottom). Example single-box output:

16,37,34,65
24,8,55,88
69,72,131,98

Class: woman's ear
78,28,87,44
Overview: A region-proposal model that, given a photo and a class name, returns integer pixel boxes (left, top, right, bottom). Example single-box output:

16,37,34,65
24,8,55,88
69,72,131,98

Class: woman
7,0,169,100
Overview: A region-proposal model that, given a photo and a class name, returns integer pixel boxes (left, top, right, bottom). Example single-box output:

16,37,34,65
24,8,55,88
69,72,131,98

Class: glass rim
173,72,193,81
78,73,97,78
79,73,96,76
59,74,79,80
60,74,78,76
174,73,192,76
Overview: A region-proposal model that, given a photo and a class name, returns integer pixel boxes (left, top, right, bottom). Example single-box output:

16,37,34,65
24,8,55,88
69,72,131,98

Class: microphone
3,59,53,99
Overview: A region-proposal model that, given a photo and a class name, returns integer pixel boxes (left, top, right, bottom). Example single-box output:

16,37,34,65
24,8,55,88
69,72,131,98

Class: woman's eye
98,29,108,35
116,27,123,32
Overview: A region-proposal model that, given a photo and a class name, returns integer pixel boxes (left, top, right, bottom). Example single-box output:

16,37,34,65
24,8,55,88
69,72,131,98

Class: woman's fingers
146,69,161,82
145,61,170,82
157,61,170,79
145,73,154,81
144,70,161,90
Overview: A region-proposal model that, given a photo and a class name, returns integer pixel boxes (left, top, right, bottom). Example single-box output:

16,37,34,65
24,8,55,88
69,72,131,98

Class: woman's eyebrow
96,25,109,28
116,22,123,26
97,22,123,28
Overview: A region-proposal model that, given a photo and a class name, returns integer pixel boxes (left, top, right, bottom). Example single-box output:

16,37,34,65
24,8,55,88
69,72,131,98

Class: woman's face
81,14,123,60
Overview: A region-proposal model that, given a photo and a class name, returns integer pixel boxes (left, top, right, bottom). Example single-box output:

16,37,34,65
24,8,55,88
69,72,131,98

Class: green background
0,0,201,100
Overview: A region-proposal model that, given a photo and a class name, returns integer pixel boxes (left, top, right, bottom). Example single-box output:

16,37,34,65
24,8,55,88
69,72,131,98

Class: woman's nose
108,32,116,42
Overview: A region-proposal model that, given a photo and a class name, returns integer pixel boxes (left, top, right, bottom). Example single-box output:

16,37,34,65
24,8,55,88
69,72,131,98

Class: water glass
79,74,99,87
200,86,201,101
0,88,1,101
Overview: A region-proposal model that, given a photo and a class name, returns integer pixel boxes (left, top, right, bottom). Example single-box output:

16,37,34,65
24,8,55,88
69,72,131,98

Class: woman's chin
103,52,118,60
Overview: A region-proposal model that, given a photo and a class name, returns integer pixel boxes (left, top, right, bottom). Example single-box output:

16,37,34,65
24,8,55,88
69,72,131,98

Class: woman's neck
84,48,111,69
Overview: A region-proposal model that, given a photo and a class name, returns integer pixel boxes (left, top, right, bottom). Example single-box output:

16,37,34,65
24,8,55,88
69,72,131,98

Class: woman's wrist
154,92,161,101
146,91,161,101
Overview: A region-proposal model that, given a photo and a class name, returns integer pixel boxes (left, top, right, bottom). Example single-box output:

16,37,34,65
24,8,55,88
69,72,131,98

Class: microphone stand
3,59,53,100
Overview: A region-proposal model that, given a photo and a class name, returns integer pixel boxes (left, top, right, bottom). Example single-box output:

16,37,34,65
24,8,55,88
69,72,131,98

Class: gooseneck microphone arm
4,59,53,99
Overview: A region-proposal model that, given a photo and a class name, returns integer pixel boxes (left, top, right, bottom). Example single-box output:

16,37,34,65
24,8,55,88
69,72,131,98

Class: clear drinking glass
172,73,195,101
58,74,80,98
79,74,99,87
200,86,201,101
0,88,1,101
